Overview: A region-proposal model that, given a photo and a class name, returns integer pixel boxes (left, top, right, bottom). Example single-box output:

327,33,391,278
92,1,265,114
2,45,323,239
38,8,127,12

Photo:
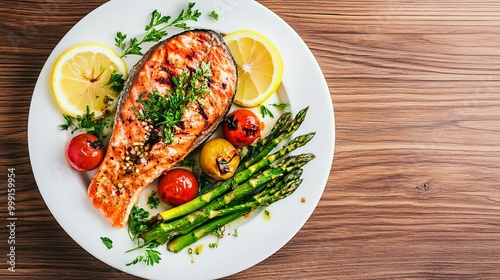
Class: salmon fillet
88,29,237,227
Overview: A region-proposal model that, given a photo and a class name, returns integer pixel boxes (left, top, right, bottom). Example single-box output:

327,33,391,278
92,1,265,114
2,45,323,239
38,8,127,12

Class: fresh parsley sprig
115,2,202,58
125,241,162,267
104,70,126,93
59,106,110,141
259,103,290,118
137,62,213,144
125,206,162,266
128,205,150,240
147,192,160,209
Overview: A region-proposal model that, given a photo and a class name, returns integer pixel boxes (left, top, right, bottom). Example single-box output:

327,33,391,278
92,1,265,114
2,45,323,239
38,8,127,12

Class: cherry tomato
65,133,104,171
223,109,261,146
199,138,240,180
157,169,199,206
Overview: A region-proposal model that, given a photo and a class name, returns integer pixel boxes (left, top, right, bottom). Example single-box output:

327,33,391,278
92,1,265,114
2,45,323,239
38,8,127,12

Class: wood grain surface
2,0,500,279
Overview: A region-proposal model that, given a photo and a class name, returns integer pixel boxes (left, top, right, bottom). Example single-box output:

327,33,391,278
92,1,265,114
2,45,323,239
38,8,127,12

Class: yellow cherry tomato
199,138,240,180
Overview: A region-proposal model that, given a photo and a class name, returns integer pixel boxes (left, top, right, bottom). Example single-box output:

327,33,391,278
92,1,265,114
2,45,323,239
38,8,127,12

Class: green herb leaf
271,103,290,111
259,103,290,119
147,192,160,209
100,237,113,249
259,105,274,118
105,70,126,93
264,209,270,218
128,205,150,240
209,10,219,21
59,106,110,141
126,242,161,267
115,3,202,58
177,158,197,169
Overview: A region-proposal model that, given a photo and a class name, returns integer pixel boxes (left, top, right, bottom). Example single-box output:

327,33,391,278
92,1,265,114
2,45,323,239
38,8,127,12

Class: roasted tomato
65,133,105,171
223,109,261,146
157,169,199,206
199,138,240,180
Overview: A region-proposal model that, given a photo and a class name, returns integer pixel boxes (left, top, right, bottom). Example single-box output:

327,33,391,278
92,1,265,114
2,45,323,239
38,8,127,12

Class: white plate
28,0,334,279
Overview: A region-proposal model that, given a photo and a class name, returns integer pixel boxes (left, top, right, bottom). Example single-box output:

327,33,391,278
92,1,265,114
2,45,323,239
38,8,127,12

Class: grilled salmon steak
88,29,237,227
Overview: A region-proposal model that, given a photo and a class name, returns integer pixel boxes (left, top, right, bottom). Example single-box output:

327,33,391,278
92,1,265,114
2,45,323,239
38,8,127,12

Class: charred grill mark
186,49,196,61
146,127,162,146
197,101,209,120
186,65,196,73
156,76,170,84
176,121,185,130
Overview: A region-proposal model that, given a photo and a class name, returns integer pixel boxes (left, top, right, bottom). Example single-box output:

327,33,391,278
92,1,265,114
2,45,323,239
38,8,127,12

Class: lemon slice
224,30,284,107
51,42,128,118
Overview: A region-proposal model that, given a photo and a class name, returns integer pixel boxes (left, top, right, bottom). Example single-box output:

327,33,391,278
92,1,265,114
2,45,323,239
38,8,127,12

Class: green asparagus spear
155,132,315,222
237,107,309,172
252,168,304,201
140,154,315,244
166,177,304,253
239,111,292,162
167,211,245,253
199,109,299,196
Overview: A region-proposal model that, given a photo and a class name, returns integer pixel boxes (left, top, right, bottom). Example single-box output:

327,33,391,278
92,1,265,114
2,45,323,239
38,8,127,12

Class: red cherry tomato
223,109,261,146
157,169,199,206
65,133,105,171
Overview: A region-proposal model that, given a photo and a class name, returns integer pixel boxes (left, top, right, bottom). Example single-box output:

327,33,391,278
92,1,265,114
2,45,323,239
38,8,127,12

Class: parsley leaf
59,105,110,141
126,242,161,267
259,105,274,118
128,205,150,240
116,2,202,58
136,62,213,144
104,70,126,93
259,103,290,119
209,10,219,21
147,192,160,209
271,103,290,111
100,237,113,249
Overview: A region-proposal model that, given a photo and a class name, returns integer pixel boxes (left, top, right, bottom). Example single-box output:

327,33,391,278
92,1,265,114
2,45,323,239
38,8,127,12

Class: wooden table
2,0,500,279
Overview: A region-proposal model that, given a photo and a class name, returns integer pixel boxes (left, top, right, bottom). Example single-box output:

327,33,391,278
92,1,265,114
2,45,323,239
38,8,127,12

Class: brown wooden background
2,0,500,279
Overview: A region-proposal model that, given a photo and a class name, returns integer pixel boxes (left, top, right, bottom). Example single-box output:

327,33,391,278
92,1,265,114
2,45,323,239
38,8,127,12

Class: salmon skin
88,29,237,227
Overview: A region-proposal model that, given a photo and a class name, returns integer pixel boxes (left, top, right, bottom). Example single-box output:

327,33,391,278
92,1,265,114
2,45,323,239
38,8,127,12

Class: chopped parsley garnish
59,105,110,141
208,224,226,249
147,191,160,209
209,10,219,20
100,237,113,249
115,2,202,58
136,62,213,144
